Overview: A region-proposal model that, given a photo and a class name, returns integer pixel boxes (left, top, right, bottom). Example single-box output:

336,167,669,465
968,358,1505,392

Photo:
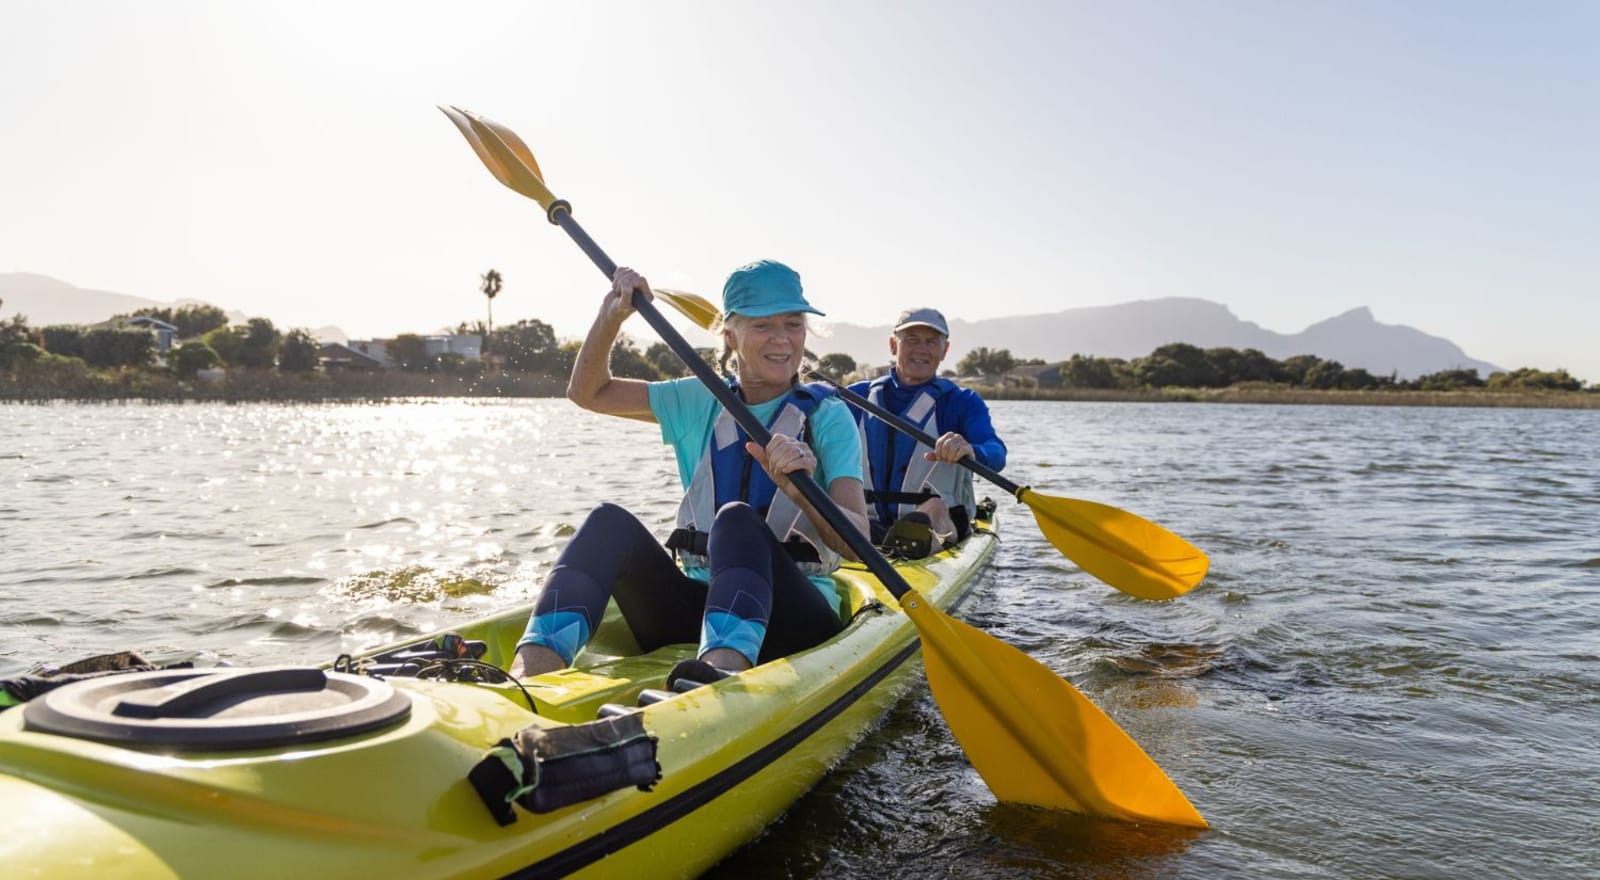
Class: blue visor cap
721,260,825,319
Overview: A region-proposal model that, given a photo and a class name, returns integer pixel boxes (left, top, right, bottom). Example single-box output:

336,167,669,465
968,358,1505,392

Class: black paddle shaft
548,208,916,601
803,370,1023,500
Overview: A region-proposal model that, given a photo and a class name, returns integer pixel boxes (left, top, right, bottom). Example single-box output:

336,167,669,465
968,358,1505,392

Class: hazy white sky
4,1,1597,379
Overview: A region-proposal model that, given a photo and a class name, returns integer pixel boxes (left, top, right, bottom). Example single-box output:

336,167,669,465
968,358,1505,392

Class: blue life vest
858,375,975,524
672,382,840,575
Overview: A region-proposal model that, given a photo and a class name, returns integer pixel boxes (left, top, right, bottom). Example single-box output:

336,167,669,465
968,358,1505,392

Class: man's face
890,327,949,384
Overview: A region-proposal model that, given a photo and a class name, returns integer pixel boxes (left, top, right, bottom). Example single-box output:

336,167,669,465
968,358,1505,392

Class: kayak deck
0,514,998,879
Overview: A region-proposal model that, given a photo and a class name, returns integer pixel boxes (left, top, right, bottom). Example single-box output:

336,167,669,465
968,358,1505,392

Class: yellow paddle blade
451,106,545,181
438,105,560,210
1022,489,1209,600
653,288,720,329
902,590,1207,828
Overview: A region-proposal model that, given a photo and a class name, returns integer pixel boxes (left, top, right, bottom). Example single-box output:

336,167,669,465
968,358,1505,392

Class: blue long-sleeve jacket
846,370,1006,522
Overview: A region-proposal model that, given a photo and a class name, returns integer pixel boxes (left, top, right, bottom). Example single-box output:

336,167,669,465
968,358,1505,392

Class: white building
344,334,483,368
424,334,482,360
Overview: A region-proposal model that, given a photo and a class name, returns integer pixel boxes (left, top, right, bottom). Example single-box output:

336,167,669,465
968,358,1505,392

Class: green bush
172,341,222,378
81,328,156,368
1487,367,1582,392
277,330,321,374
0,341,45,370
41,325,86,358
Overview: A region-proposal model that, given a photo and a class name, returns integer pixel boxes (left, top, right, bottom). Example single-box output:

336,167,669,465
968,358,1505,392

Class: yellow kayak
0,512,998,879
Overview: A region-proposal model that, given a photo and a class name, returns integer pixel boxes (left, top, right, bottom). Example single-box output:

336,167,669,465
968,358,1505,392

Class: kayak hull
1,517,998,879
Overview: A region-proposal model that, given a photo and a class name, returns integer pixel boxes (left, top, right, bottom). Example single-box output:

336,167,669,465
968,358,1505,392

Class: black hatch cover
22,666,411,751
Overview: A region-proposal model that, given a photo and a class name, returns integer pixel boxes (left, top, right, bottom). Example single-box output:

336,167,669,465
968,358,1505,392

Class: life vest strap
864,489,938,506
666,528,822,564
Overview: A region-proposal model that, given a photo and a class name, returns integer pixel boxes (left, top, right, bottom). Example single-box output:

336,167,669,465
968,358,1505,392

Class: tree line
949,341,1587,393
0,301,698,384
0,304,322,378
1,298,1588,394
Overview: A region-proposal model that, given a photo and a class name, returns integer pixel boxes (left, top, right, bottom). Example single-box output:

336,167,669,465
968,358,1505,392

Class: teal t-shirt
647,377,863,611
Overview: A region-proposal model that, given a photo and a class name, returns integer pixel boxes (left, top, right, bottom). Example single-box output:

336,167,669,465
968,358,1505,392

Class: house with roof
317,343,385,371
1005,362,1062,388
345,339,393,368
424,334,482,360
90,316,179,351
341,334,484,369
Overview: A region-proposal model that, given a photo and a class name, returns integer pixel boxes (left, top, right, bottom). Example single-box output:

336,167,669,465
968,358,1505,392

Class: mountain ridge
820,296,1501,379
2,273,1502,380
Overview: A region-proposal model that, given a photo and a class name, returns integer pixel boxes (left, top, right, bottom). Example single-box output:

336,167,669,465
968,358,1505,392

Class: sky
3,1,1598,380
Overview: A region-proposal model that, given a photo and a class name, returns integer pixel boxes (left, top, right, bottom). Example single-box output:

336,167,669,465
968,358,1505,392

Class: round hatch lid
23,666,412,752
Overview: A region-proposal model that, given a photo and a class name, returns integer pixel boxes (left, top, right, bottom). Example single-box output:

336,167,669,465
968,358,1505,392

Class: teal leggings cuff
517,610,591,666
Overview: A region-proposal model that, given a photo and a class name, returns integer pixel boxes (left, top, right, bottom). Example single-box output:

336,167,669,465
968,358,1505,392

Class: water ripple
5,400,1599,880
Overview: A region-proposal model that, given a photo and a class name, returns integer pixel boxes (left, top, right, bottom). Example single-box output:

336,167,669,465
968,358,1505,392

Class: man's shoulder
937,379,992,409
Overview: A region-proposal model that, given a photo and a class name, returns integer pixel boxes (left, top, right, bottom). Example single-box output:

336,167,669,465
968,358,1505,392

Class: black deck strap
781,537,822,564
845,598,888,625
469,712,661,826
57,651,154,675
667,528,821,564
468,742,523,826
2,669,148,710
1,651,188,711
865,489,939,505
976,496,998,520
665,658,732,693
665,527,703,554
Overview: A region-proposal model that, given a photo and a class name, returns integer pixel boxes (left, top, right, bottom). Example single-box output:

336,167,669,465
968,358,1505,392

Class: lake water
2,400,1597,879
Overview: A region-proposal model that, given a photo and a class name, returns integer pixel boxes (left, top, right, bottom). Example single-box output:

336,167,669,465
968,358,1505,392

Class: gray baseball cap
893,307,949,336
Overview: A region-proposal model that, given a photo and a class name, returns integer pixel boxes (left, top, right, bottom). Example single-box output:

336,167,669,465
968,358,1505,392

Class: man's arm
946,389,1006,472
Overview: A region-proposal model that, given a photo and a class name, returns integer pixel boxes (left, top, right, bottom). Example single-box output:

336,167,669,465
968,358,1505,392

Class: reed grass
0,368,567,402
5,368,1595,409
968,382,1600,409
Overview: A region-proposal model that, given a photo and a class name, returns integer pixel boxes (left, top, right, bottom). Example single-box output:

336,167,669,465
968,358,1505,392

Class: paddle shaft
548,208,917,601
805,369,1022,499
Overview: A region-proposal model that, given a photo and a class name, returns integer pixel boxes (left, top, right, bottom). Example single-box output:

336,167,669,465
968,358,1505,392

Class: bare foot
699,647,753,673
509,643,565,678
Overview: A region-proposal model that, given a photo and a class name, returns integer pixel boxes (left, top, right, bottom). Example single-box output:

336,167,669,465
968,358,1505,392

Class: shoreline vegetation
2,369,1596,409
972,382,1600,409
2,300,1595,409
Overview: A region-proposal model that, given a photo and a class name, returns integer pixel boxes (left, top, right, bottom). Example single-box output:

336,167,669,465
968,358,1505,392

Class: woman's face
726,311,808,393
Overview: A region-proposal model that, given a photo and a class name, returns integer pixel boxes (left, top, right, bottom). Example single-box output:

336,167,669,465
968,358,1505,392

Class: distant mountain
1,272,245,330
312,326,349,345
822,297,1501,380
1,273,171,325
4,274,1500,380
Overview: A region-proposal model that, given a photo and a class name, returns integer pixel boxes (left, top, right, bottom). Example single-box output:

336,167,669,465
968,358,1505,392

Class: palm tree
479,268,503,358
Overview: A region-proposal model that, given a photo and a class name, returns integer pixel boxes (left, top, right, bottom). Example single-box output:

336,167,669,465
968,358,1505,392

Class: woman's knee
573,502,651,543
562,503,652,564
713,500,758,520
711,501,764,535
708,502,776,565
585,502,636,530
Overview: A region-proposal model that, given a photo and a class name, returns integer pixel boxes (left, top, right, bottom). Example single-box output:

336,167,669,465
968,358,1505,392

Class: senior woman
510,260,870,687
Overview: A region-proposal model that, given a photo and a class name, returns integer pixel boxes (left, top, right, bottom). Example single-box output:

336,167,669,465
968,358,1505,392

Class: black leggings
520,502,843,665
